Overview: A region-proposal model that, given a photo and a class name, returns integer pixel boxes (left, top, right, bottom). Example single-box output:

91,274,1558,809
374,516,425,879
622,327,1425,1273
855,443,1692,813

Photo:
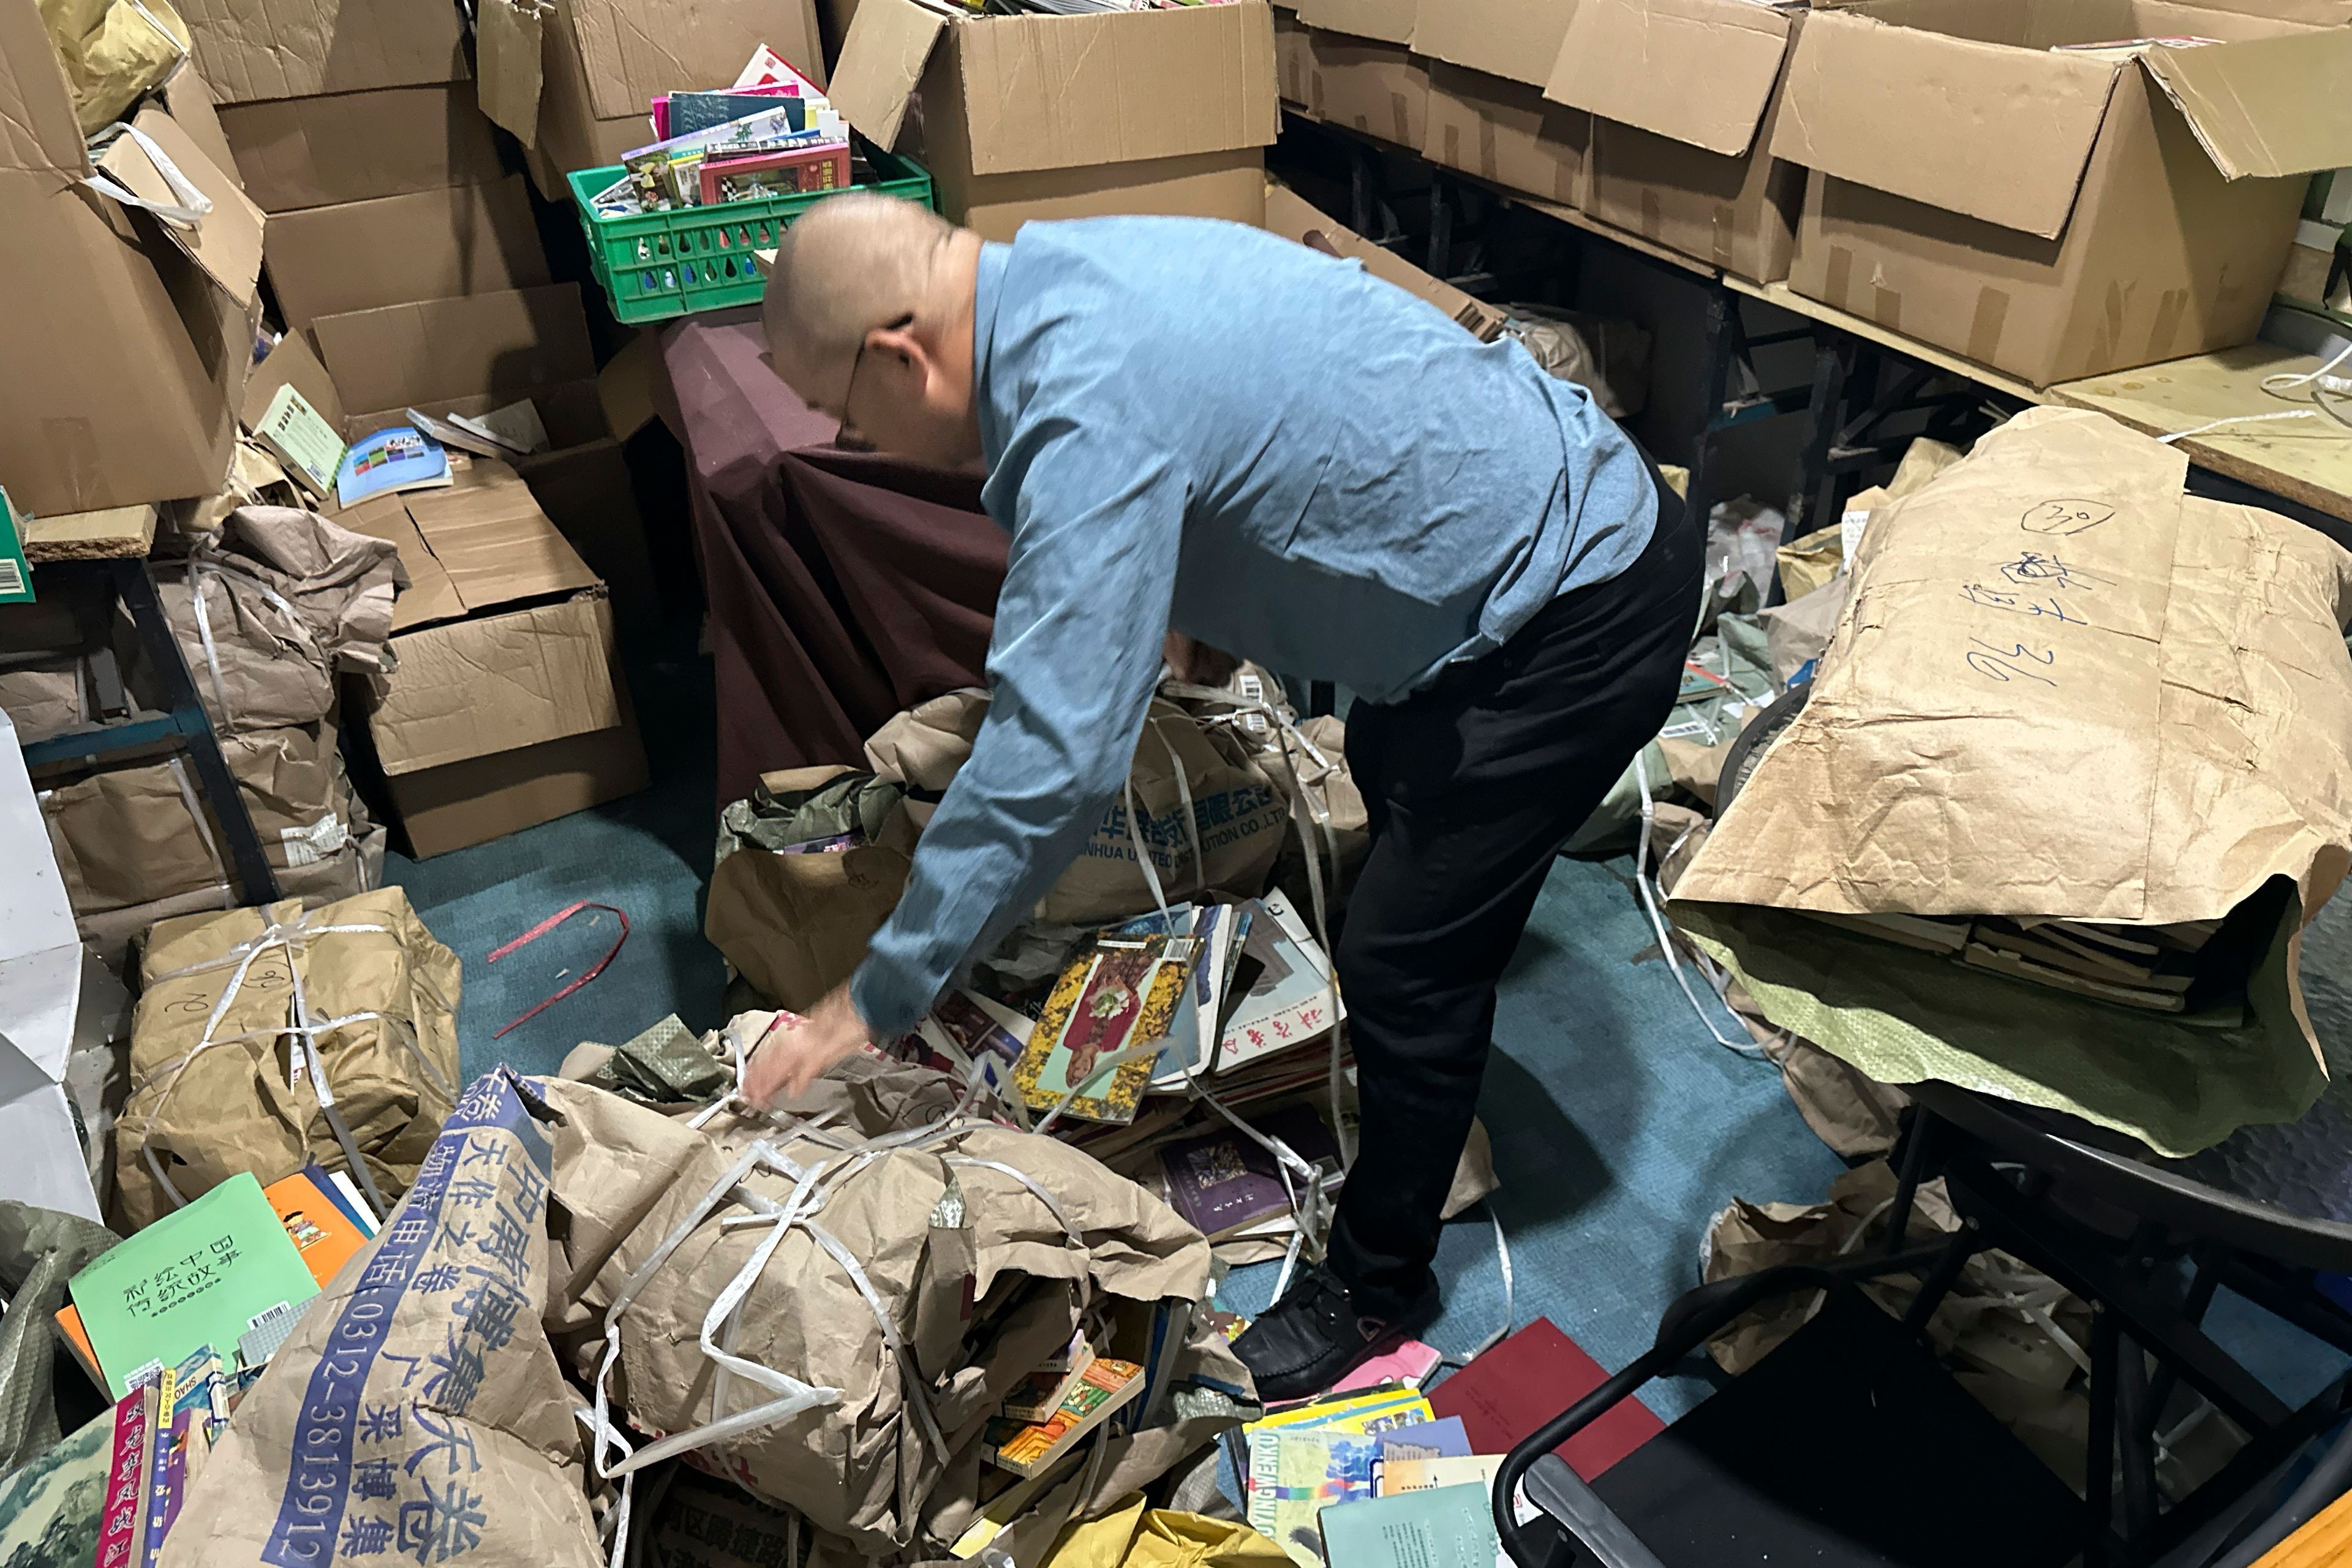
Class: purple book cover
1158,1106,1336,1235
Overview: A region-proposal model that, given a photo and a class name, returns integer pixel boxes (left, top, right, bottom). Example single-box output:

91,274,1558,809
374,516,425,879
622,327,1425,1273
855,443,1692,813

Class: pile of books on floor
584,48,858,217
1226,1319,1669,1567
886,890,1353,1264
1803,910,2231,1014
66,1166,381,1568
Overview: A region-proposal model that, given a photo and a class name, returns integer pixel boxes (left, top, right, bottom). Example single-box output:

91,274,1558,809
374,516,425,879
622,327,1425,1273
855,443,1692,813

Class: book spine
142,1412,190,1568
94,1386,154,1568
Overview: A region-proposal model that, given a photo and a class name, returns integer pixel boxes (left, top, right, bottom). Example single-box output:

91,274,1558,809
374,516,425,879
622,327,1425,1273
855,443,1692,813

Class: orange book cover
263,1171,368,1290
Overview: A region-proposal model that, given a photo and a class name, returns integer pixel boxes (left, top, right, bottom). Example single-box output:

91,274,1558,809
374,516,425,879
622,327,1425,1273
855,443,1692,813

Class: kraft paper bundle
159,1069,606,1568
113,887,461,1229
1671,408,2352,1155
41,718,372,914
867,690,1291,926
146,505,407,734
537,1051,1224,1558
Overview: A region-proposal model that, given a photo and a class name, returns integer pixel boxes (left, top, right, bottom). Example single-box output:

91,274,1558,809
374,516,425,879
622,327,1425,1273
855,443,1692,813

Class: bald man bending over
746,195,1699,1401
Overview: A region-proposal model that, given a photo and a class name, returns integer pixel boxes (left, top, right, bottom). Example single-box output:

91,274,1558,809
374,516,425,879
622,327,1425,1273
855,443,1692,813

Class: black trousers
1325,472,1703,1315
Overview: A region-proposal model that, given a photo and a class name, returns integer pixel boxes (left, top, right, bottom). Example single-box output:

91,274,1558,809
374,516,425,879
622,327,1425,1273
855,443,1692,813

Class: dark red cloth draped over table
656,310,1007,809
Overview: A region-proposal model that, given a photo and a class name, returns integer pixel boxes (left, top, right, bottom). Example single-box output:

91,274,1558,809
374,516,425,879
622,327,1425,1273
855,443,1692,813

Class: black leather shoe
1231,1264,1439,1404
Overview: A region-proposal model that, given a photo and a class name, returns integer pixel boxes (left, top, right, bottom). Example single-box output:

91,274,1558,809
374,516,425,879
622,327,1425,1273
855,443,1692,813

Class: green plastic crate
567,148,933,325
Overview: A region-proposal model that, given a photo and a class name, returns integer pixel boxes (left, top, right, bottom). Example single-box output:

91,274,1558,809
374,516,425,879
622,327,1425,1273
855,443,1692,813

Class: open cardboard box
526,0,826,197
1297,26,1430,151
336,464,647,858
1770,0,2352,385
304,285,661,631
1545,0,1805,282
1412,0,1589,211
0,6,262,517
830,0,1280,240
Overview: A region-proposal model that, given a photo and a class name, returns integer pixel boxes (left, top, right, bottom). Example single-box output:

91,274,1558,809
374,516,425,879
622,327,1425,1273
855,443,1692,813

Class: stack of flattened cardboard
336,460,648,857
0,0,262,517
829,0,1281,239
524,0,829,197
217,72,548,334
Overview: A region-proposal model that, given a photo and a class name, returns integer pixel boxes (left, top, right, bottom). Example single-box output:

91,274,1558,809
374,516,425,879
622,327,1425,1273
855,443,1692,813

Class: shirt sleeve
849,420,1185,1038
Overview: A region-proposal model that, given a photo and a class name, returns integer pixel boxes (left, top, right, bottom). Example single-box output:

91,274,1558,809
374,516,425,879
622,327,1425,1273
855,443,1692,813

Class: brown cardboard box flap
1412,0,1574,86
373,590,620,774
1294,0,1417,45
241,329,345,432
311,284,597,418
96,107,267,309
1770,7,2119,239
566,0,825,122
1262,180,1508,339
177,0,467,104
218,85,507,213
828,0,949,151
1546,0,1792,159
404,464,603,611
956,2,1278,177
2138,30,2352,181
336,497,466,630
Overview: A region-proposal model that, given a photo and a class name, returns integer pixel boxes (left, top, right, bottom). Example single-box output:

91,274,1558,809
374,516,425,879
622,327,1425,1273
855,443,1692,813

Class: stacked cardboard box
336,464,649,858
829,0,1280,240
1765,0,2352,385
214,70,547,333
0,0,261,517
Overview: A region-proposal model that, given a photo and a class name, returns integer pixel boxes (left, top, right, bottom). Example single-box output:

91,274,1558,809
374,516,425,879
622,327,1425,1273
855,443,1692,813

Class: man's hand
1163,631,1240,687
743,984,874,1107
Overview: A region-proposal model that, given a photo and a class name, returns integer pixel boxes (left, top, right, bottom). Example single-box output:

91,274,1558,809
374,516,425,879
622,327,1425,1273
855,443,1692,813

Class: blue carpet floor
389,636,2352,1428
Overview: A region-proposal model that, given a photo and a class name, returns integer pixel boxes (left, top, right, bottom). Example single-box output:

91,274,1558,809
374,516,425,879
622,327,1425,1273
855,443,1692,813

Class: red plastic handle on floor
486,900,630,1038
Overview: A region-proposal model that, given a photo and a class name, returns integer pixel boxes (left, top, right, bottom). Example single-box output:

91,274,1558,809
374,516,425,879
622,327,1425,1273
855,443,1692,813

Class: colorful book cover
1158,1104,1338,1238
1373,1453,1503,1499
69,1171,322,1398
91,1384,156,1568
1316,1481,1501,1568
1246,1430,1381,1566
1376,1415,1471,1460
1332,1339,1444,1396
982,1357,1144,1476
699,143,849,205
1219,892,1344,1074
1013,936,1194,1123
263,1169,369,1289
304,1161,379,1236
671,89,808,138
334,426,450,508
252,383,345,499
139,1409,189,1568
0,1404,113,1568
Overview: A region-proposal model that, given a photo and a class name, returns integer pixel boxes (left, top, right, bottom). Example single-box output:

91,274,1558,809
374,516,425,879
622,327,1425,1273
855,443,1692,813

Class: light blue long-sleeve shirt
850,216,1657,1036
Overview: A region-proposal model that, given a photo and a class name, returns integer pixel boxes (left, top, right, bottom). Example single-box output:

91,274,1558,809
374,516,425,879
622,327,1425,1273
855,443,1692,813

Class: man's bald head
763,193,962,396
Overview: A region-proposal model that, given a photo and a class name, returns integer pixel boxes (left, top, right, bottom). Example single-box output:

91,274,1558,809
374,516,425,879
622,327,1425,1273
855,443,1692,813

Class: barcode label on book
0,559,22,597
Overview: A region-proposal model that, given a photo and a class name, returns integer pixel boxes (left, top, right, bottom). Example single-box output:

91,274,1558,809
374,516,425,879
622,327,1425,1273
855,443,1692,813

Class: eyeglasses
835,312,914,451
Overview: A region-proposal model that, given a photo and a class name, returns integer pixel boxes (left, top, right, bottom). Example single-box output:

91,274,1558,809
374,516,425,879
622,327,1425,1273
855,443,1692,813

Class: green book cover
69,1173,321,1398
0,486,33,605
1315,1481,1502,1568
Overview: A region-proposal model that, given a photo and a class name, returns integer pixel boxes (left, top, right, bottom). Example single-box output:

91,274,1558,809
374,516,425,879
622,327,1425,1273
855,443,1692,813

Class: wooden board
2255,1485,2352,1566
1723,277,2047,405
21,505,157,562
2052,345,2352,526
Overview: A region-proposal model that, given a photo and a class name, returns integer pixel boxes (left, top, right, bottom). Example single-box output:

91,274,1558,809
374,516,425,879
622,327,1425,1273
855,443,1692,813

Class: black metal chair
1494,1085,2352,1568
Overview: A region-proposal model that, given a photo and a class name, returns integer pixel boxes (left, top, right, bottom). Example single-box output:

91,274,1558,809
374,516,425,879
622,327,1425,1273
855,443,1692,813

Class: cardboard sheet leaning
1670,408,2352,1155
